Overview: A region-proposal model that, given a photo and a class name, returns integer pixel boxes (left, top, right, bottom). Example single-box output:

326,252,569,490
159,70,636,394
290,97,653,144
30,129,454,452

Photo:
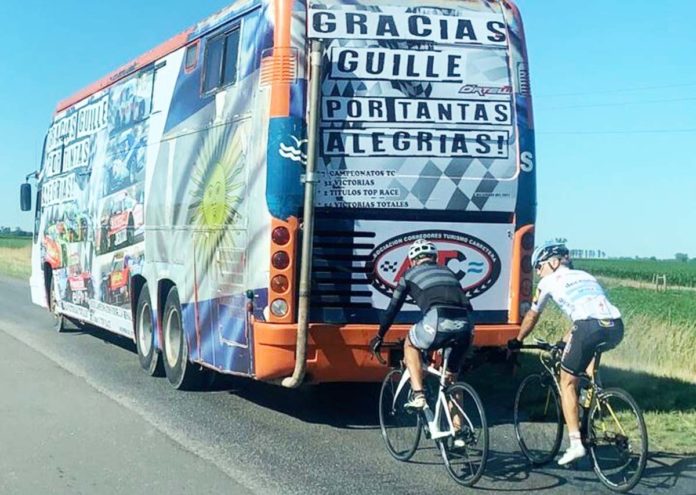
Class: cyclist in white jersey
507,242,624,466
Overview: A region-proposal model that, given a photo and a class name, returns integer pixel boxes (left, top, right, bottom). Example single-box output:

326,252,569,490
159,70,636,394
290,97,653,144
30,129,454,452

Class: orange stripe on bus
252,322,520,382
269,0,293,117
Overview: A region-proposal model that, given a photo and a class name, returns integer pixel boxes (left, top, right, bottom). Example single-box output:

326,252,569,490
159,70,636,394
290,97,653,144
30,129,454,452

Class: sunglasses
535,260,550,272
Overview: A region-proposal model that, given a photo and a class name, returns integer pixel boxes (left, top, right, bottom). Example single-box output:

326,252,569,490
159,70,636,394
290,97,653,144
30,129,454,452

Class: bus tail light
520,302,532,317
271,298,288,317
519,230,535,305
521,276,532,296
268,218,298,323
272,251,290,270
510,226,534,323
272,226,290,245
271,275,289,293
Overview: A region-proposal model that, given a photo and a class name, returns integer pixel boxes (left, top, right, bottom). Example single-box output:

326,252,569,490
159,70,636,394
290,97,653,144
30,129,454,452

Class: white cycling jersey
531,266,621,321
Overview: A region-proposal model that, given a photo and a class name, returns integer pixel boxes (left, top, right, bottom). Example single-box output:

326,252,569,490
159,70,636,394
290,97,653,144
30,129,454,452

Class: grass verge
0,246,31,279
520,302,696,455
467,355,696,455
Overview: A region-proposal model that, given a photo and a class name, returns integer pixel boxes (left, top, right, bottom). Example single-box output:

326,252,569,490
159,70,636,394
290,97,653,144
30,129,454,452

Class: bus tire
51,276,68,333
161,287,208,390
135,283,163,377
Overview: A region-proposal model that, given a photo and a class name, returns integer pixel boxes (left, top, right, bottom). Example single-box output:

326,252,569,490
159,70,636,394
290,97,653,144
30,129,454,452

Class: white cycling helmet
531,241,570,269
408,239,438,261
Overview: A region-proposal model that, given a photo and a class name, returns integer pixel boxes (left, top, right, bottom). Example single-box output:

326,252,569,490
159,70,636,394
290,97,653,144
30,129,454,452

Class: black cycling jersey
377,260,472,338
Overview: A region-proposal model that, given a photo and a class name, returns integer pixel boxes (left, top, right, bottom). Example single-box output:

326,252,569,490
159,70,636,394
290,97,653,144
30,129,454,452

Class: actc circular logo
370,230,501,299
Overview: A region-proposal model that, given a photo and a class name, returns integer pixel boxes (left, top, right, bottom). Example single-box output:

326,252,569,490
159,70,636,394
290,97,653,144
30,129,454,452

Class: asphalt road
0,276,694,495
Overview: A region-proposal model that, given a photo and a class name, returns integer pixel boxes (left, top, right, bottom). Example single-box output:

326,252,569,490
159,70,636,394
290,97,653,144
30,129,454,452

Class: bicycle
374,340,489,486
512,338,648,492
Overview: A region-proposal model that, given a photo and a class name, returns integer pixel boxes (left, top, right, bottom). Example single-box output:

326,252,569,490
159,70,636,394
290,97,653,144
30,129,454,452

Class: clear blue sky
0,0,694,258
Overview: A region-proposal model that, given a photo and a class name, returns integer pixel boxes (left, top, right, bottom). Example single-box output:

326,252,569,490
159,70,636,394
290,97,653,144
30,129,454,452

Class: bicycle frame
526,342,626,445
392,353,472,441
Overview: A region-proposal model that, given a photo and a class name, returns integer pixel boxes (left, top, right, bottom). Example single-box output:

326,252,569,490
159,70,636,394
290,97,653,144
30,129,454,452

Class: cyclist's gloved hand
369,335,383,354
507,338,523,351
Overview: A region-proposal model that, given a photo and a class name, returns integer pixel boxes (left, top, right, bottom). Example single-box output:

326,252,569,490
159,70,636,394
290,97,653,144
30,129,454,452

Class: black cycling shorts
561,318,624,376
408,306,472,373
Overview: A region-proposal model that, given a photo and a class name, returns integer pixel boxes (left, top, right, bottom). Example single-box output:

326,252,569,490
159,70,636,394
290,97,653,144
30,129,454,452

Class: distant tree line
0,226,32,237
674,253,691,263
550,238,692,262
570,249,607,259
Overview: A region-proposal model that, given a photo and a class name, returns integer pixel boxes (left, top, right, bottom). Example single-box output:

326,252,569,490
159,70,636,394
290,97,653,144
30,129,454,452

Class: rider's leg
585,357,596,379
558,369,586,464
559,370,581,434
446,341,464,430
404,336,423,393
558,325,590,465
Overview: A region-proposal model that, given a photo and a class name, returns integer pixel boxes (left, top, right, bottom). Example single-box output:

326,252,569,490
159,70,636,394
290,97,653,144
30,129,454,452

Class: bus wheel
51,276,67,333
135,283,163,377
161,287,210,390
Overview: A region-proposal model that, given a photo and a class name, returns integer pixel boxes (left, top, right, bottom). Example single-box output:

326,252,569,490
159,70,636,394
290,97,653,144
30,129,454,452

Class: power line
537,96,696,110
537,128,696,135
535,82,696,98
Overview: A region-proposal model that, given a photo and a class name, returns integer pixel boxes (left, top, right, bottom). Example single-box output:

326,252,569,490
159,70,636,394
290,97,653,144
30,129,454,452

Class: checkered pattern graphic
379,260,399,273
376,157,517,212
316,4,520,213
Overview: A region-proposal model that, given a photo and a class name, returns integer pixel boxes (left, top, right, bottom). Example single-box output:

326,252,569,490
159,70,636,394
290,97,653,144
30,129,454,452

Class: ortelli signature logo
370,230,501,299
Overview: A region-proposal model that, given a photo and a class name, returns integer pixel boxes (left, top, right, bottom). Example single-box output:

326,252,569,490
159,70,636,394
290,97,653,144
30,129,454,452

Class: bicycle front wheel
378,368,422,461
437,382,489,486
514,373,563,465
589,387,648,492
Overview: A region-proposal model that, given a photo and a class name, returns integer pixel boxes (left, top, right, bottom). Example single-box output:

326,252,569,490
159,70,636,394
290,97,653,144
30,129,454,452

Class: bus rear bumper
252,321,520,383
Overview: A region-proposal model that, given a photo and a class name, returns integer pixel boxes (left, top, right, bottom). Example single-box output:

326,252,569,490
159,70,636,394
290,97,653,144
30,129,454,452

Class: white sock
569,431,583,449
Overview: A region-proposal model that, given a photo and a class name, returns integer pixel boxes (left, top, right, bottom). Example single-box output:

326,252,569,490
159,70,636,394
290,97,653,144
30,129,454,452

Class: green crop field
0,235,32,249
574,258,696,287
0,235,32,279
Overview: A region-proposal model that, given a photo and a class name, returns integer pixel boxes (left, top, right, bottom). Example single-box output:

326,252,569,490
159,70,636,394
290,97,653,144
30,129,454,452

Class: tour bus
20,0,536,389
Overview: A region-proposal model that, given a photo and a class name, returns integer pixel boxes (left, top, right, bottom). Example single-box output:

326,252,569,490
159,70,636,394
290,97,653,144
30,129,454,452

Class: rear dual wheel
50,275,68,333
161,287,214,390
135,283,163,377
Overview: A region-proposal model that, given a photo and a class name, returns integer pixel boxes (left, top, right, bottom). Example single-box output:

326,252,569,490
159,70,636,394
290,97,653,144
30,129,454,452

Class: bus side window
221,29,240,86
202,25,241,94
184,42,199,73
203,37,224,93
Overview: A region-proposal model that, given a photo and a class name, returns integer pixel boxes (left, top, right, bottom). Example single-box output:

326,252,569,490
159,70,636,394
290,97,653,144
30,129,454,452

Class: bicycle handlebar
373,350,387,365
519,343,553,351
372,340,403,366
517,339,565,352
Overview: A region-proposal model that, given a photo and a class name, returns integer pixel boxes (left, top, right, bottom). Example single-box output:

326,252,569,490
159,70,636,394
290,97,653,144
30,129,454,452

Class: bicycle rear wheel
589,387,647,492
514,373,563,465
437,382,488,486
378,368,422,461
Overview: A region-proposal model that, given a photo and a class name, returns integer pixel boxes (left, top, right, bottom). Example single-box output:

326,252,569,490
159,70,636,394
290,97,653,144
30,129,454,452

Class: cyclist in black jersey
370,239,473,410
